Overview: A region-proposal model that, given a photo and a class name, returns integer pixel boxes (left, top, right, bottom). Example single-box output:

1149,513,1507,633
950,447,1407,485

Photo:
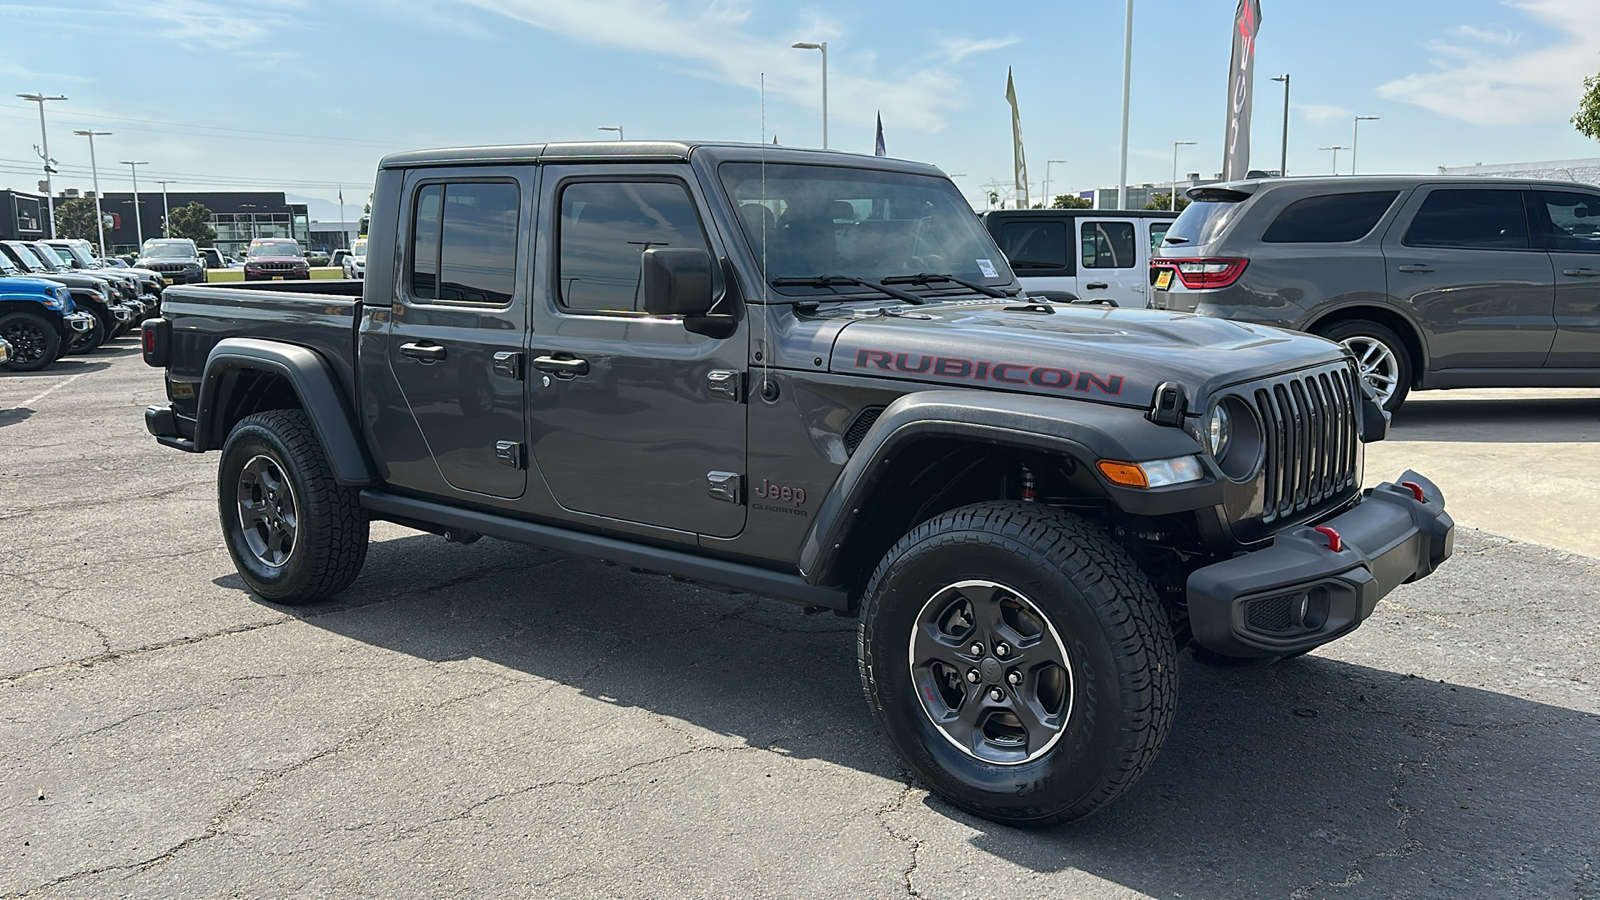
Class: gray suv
1150,176,1600,410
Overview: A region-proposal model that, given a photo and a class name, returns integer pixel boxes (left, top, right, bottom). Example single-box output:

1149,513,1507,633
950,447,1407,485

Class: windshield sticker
854,349,1124,396
976,258,999,278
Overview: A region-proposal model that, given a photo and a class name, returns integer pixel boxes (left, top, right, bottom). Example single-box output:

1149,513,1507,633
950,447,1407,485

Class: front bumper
1187,470,1453,658
62,311,95,333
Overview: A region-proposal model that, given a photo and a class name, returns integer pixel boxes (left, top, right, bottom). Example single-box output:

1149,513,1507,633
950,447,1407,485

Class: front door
527,165,747,538
385,169,531,499
1530,188,1600,368
1077,218,1148,306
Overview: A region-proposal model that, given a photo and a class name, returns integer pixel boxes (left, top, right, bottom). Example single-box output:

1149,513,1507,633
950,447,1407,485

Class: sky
2,0,1598,218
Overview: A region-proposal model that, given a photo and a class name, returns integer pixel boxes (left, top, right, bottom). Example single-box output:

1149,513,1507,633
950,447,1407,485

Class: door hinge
495,441,526,469
492,351,523,380
707,471,742,504
707,369,743,403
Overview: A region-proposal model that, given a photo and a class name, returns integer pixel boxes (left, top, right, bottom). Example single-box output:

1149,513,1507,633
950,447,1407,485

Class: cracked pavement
2,343,1597,899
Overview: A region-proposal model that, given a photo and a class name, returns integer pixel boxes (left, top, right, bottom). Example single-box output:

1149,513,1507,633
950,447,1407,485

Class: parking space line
21,372,89,408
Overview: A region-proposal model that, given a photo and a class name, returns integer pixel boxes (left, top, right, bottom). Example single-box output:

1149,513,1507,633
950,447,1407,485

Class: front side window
1535,191,1600,253
998,221,1069,270
1080,220,1136,268
409,182,520,305
1403,189,1529,250
558,180,709,313
1261,191,1399,243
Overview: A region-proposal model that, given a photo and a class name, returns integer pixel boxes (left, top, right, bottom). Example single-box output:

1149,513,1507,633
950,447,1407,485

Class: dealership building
0,188,317,259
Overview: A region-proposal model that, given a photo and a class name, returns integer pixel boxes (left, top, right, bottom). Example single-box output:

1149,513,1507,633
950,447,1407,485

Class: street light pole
17,93,68,238
1351,116,1379,175
1269,74,1289,176
792,41,828,149
155,180,174,238
1043,160,1066,208
1117,0,1133,209
73,130,112,257
597,126,625,140
120,160,147,246
1171,142,1195,210
1319,145,1347,175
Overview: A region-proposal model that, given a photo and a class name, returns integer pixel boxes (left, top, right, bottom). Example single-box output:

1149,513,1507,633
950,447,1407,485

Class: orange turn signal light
1096,460,1149,489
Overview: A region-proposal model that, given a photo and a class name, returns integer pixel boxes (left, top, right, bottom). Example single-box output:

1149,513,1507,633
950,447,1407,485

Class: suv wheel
0,311,62,371
71,307,111,354
858,501,1178,826
218,409,369,604
1318,319,1412,412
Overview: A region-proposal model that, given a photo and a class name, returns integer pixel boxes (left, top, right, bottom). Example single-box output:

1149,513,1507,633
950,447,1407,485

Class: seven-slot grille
1251,362,1360,523
250,261,302,271
149,262,190,273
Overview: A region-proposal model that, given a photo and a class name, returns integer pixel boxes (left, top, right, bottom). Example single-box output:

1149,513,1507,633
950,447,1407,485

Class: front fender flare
797,390,1221,586
198,337,376,485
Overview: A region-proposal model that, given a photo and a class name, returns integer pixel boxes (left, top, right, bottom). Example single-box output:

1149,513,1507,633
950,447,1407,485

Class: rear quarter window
1162,200,1245,248
1261,191,1399,243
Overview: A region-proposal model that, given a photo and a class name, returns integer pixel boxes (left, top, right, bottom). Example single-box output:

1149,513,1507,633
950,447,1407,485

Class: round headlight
1207,403,1232,458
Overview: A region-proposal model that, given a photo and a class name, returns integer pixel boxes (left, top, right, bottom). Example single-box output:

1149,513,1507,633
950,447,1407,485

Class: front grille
1245,594,1297,634
250,261,301,272
1253,362,1360,523
150,263,189,273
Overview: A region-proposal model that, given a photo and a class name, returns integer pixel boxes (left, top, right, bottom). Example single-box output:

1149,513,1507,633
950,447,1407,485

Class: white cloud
108,0,308,50
938,36,1022,63
454,0,1005,132
1377,0,1600,127
1297,103,1353,124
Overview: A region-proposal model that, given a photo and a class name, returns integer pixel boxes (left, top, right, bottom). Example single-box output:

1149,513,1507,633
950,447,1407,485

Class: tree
54,198,100,242
167,202,217,246
1144,192,1191,212
1574,72,1600,141
1050,194,1092,209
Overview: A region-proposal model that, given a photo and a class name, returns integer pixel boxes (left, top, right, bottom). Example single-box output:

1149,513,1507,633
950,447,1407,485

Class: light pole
1319,145,1347,175
598,126,625,140
155,180,175,238
1043,160,1066,208
1269,74,1289,176
792,41,828,149
17,93,67,238
73,130,112,257
1117,0,1133,208
1351,115,1379,175
1171,141,1195,210
120,160,148,246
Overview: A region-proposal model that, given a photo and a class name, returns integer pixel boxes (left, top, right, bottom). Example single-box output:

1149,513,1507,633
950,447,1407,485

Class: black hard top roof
378,141,946,177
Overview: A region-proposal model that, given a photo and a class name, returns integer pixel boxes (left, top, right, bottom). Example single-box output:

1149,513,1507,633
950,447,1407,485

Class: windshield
0,253,17,275
248,240,302,258
6,244,45,270
718,163,1012,294
352,238,368,259
31,243,68,268
141,242,196,259
1163,200,1246,249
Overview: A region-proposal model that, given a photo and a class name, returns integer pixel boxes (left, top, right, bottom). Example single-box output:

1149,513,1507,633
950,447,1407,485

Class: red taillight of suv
1153,258,1249,290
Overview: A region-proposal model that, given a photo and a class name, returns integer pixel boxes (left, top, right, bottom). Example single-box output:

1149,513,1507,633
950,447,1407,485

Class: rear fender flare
198,337,376,485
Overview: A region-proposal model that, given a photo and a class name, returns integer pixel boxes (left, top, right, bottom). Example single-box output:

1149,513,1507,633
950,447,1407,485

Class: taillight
1153,258,1249,290
142,317,170,368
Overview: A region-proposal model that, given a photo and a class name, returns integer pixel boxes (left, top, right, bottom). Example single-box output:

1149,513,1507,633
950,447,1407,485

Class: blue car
0,260,96,371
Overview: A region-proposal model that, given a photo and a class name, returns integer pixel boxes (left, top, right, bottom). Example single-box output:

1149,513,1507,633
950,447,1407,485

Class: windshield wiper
880,272,1008,299
1162,236,1189,244
770,275,927,305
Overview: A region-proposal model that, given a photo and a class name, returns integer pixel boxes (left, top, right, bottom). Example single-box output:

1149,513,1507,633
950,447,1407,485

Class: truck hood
0,274,68,296
828,300,1347,408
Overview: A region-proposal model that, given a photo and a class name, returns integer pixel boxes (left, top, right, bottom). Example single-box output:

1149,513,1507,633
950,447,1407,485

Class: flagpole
1117,0,1133,209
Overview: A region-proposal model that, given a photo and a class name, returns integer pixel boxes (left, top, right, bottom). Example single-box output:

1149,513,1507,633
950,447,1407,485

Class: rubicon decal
854,349,1124,396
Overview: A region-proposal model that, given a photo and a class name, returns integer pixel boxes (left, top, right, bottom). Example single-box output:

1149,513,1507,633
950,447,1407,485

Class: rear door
990,215,1076,299
1076,217,1147,306
1381,185,1555,369
384,168,532,499
1529,188,1600,368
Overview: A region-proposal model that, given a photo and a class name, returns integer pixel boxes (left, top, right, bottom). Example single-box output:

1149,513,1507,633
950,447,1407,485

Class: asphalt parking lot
2,342,1597,900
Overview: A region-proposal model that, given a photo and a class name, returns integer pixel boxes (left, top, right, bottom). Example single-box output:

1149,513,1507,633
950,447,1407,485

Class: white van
981,209,1177,308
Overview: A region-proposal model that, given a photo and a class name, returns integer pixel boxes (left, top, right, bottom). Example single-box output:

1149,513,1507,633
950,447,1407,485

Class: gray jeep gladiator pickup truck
142,141,1453,826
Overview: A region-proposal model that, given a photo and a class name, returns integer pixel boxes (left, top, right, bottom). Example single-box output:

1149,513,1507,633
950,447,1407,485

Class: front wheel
859,502,1178,826
218,409,369,604
0,312,62,371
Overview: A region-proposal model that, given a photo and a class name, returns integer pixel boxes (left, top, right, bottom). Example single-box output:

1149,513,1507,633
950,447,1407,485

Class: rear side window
997,221,1069,270
558,180,710,314
1534,191,1600,252
1261,191,1398,243
1403,189,1529,250
1080,221,1136,269
409,181,521,304
1163,200,1245,248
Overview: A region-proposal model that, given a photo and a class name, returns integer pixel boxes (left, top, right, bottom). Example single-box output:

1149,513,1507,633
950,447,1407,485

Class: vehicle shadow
238,532,1599,898
1,359,112,377
1388,394,1600,443
0,407,34,427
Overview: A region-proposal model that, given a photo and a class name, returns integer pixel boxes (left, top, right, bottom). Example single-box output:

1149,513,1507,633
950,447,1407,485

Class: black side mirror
641,248,713,317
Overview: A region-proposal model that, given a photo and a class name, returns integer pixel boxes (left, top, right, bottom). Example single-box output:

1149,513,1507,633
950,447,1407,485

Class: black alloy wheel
236,454,300,567
0,311,62,371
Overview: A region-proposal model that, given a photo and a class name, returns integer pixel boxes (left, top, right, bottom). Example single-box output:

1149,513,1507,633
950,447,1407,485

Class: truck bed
160,281,366,394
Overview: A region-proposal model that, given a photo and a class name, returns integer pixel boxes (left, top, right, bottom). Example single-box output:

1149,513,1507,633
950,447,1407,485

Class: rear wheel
0,312,62,371
859,502,1178,826
1317,319,1412,412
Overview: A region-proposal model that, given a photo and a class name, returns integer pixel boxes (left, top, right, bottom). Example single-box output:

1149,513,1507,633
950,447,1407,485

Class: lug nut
965,669,980,684
988,687,1005,702
970,642,984,656
1007,670,1022,685
995,642,1011,657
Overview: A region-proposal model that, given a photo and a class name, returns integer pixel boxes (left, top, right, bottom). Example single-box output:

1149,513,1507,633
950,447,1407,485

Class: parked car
1151,175,1600,410
242,239,311,281
136,238,206,285
329,248,351,270
44,239,164,319
142,140,1452,827
0,257,95,370
198,247,224,269
341,236,367,279
305,249,332,266
982,209,1177,308
1,240,136,351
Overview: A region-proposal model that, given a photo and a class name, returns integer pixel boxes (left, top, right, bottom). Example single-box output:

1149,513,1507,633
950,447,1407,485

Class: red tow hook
1400,481,1426,503
1314,525,1343,553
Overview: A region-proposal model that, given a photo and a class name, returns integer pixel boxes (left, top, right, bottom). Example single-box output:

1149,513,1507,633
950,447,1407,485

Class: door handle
1085,282,1109,290
1396,264,1434,274
1561,267,1600,277
400,342,447,361
532,355,590,377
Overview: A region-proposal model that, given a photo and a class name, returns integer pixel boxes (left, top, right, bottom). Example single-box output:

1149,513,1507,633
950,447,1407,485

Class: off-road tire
218,409,369,604
0,311,63,372
858,501,1178,827
1317,319,1412,413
